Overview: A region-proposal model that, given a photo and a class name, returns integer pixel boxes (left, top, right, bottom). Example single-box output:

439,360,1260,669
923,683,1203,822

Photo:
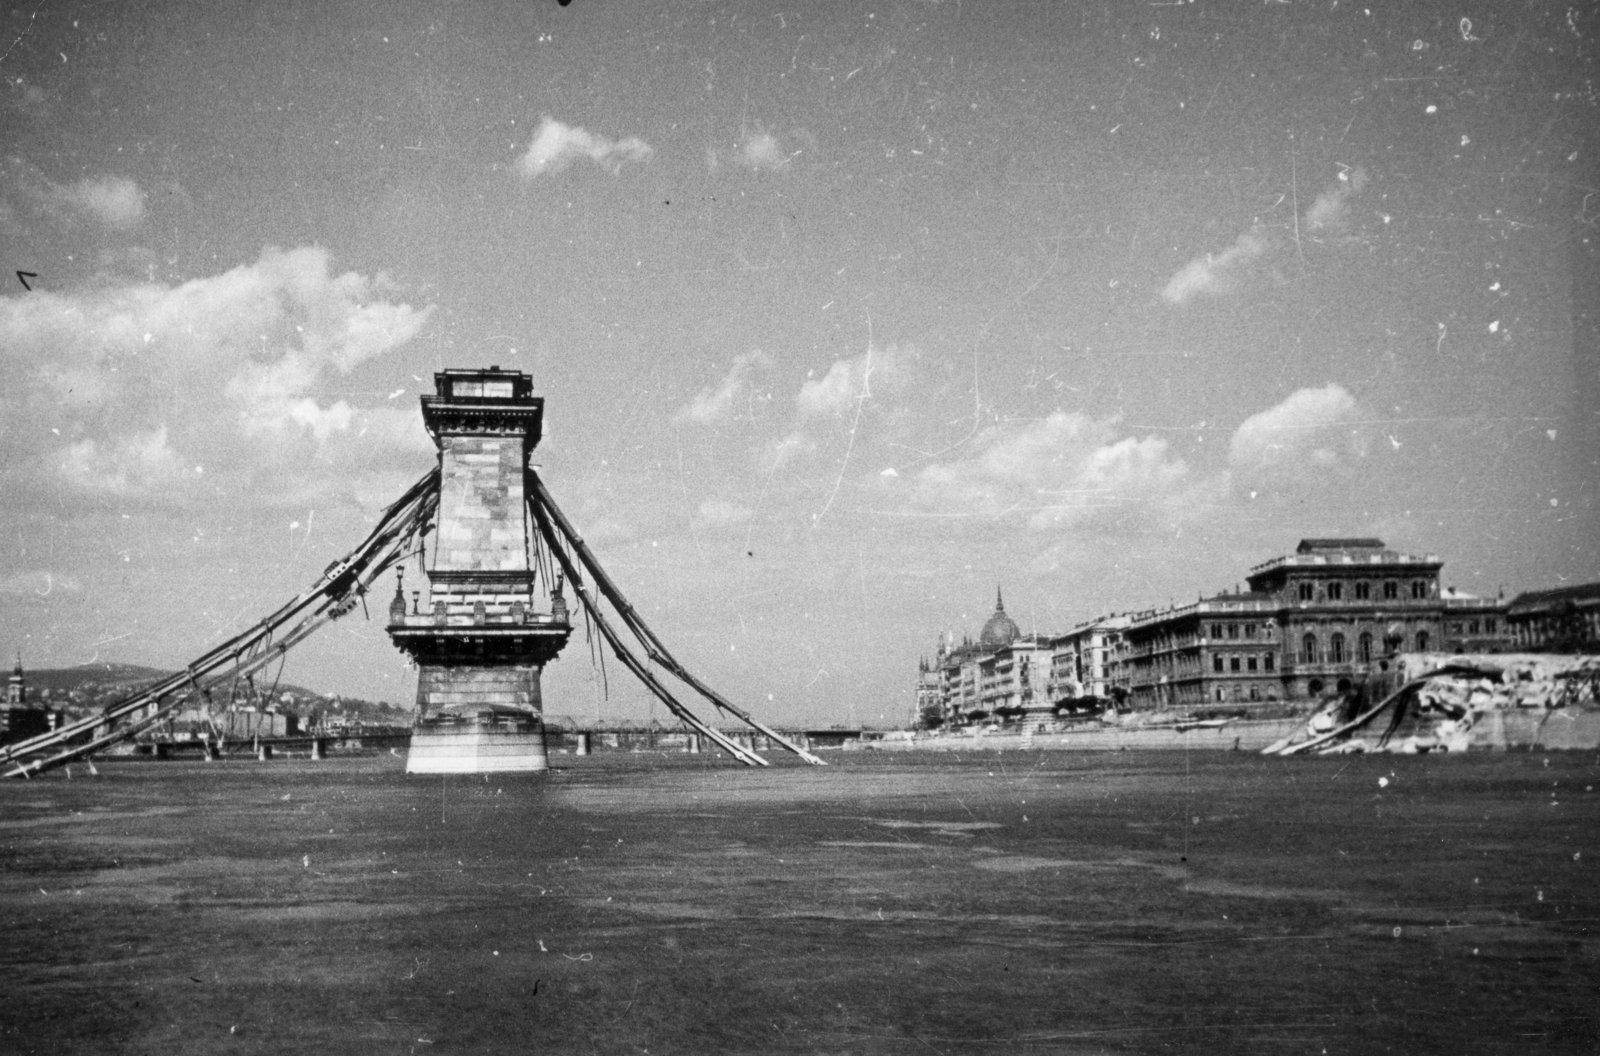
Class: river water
1,750,1594,1053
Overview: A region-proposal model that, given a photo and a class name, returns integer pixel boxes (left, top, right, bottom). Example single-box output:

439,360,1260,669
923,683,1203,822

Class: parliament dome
978,588,1021,649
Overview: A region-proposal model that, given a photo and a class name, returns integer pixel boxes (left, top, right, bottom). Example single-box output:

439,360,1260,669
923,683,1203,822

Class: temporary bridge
1,467,822,778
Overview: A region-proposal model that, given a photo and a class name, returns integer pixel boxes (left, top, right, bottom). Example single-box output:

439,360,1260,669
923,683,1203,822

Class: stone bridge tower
387,367,571,773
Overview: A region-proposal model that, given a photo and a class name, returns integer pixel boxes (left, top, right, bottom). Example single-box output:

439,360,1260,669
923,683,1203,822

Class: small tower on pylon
386,367,572,774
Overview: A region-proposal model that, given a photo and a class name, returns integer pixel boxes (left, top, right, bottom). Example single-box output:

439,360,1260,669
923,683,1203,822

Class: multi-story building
1506,583,1600,652
917,539,1543,726
984,634,1056,724
1117,592,1284,710
1047,615,1129,703
925,590,1055,728
1439,587,1514,653
914,658,942,728
1,658,54,744
1118,539,1511,711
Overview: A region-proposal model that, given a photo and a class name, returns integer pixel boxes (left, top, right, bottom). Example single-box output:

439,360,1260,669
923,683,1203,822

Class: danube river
1,750,1594,1054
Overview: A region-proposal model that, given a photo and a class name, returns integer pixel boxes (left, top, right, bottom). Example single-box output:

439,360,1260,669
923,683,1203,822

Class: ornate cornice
388,623,571,666
421,396,544,444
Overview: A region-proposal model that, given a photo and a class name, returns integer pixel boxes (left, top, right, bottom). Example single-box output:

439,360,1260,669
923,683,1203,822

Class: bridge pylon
387,367,571,774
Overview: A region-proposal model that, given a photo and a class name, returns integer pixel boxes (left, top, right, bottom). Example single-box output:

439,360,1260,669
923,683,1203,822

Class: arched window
1301,633,1318,664
1416,630,1430,653
1330,633,1346,663
1358,632,1373,663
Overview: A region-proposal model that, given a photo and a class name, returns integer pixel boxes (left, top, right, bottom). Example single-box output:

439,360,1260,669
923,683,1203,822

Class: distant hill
24,663,170,694
14,663,409,725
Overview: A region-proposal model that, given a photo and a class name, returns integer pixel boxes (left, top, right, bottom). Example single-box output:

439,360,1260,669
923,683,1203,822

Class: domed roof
978,587,1021,649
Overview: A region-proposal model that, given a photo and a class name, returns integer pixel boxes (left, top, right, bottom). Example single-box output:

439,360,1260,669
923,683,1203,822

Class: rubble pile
1266,653,1599,756
1402,653,1599,710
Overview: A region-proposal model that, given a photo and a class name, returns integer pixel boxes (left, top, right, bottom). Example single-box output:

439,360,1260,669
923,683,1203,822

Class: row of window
1206,628,1435,670
1295,580,1431,601
1208,622,1268,640
1448,618,1498,635
1212,653,1277,673
1215,684,1272,702
1298,630,1429,664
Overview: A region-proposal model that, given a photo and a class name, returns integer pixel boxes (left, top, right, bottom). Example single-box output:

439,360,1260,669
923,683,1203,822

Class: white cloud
754,344,910,474
1161,230,1267,305
2,159,147,230
1305,167,1369,231
757,430,816,475
1229,384,1365,474
695,499,753,529
57,425,185,495
1162,168,1368,307
515,117,653,178
798,345,895,417
0,246,433,508
910,412,1193,529
674,351,772,424
739,130,788,171
55,176,146,230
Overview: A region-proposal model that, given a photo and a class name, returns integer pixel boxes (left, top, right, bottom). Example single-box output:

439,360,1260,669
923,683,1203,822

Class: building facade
0,658,55,744
1505,583,1600,652
1047,616,1129,703
923,590,1057,729
1116,538,1512,711
916,539,1535,726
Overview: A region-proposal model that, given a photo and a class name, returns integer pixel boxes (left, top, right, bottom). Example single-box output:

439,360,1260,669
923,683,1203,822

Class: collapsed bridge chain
1,468,819,777
527,468,824,767
0,470,442,779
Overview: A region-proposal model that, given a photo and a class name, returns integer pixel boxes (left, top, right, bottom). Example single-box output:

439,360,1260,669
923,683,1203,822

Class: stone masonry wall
434,436,528,572
416,664,544,715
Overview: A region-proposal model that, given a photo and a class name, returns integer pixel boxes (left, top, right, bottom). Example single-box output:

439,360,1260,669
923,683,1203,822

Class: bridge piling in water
387,368,573,775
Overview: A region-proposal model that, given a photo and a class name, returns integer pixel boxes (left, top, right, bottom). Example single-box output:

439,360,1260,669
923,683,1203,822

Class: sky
1,0,1595,728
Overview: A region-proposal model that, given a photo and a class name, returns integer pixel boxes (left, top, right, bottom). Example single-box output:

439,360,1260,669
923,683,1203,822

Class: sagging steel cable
2,479,428,766
2,468,440,778
528,470,825,768
573,579,767,767
527,470,825,766
7,554,389,776
525,481,767,767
